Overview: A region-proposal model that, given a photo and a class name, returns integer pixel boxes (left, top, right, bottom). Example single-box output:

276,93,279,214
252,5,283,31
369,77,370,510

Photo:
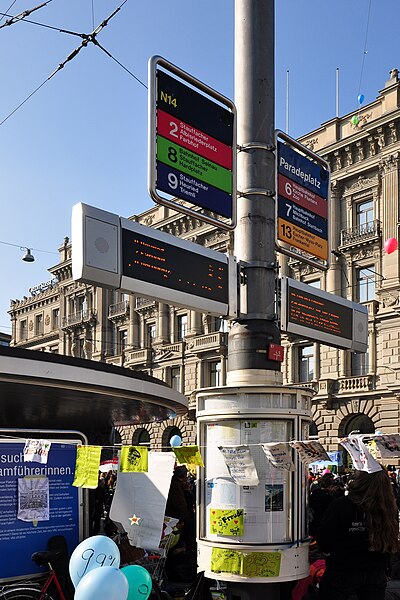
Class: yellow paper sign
210,508,244,536
211,547,241,574
242,552,281,577
172,445,204,467
72,445,101,489
120,446,148,472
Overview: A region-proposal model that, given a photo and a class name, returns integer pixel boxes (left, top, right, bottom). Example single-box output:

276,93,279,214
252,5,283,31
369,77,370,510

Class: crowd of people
292,466,400,600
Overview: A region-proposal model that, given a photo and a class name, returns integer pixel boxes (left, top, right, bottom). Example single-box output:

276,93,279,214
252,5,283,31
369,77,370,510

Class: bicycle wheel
0,586,55,600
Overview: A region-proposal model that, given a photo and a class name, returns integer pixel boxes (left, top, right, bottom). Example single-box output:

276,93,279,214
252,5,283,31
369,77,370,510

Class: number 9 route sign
275,131,330,268
148,56,237,230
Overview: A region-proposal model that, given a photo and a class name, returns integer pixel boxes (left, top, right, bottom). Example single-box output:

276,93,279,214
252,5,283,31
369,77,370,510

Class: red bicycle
0,550,66,600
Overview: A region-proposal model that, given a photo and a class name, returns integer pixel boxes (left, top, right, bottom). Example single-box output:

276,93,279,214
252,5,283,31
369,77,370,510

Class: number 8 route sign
275,130,330,268
148,56,237,230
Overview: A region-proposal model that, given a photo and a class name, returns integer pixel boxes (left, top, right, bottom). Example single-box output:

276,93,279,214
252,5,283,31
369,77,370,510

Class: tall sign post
149,56,237,230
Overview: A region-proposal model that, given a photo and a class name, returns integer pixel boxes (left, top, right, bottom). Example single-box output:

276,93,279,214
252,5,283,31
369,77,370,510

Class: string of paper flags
19,432,400,489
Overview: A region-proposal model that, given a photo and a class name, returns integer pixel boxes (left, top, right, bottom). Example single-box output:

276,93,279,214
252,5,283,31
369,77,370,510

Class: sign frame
275,130,330,271
72,202,238,318
149,55,237,231
280,277,368,352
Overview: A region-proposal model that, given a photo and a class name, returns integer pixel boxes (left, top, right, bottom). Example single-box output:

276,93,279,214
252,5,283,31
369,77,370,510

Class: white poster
18,476,49,522
289,440,329,465
218,445,259,486
110,452,175,550
374,434,400,458
23,439,51,464
261,442,295,472
339,436,382,473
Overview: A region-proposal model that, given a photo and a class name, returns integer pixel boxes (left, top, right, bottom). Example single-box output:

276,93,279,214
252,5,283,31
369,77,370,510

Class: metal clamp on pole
237,142,275,152
237,188,275,197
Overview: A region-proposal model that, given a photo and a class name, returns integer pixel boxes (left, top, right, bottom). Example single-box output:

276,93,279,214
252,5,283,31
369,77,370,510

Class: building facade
9,69,400,459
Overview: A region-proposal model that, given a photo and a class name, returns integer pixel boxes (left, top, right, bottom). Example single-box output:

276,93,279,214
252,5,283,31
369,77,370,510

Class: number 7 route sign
148,56,237,230
275,130,330,269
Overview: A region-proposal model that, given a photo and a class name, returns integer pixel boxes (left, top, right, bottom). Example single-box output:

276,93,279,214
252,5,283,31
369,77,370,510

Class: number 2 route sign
149,56,237,230
275,131,330,268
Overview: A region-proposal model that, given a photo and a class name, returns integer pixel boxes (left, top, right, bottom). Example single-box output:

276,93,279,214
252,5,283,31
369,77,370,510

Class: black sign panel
156,70,233,146
287,286,353,340
122,227,228,304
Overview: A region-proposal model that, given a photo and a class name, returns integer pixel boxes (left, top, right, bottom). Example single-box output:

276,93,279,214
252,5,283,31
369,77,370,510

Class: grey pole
228,0,281,387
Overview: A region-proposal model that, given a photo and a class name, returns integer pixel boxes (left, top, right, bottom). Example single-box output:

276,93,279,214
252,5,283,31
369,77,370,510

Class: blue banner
0,441,80,581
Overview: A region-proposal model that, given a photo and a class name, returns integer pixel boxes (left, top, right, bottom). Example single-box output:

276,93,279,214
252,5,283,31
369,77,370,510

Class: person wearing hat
316,468,399,600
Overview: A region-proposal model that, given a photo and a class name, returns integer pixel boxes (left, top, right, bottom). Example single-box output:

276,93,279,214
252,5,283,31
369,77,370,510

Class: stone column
169,307,175,343
189,310,202,336
381,154,400,288
157,303,169,343
327,180,342,294
129,297,139,348
139,314,146,349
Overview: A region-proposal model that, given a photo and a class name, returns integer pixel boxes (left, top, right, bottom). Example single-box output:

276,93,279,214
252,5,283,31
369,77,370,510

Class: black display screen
288,285,353,340
122,227,229,304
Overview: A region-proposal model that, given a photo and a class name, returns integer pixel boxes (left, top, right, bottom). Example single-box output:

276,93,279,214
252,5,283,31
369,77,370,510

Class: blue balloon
121,565,152,600
69,535,120,589
170,435,182,447
75,566,128,600
358,93,365,104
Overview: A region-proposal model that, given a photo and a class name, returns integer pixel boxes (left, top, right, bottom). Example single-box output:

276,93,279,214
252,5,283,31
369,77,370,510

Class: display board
0,440,82,581
149,56,236,230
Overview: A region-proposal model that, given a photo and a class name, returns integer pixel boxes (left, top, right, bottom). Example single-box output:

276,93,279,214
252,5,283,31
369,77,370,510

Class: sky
0,0,397,333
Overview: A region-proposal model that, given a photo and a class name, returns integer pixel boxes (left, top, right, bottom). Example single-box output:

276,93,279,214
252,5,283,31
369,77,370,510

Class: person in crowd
309,471,344,538
316,468,400,600
386,551,400,600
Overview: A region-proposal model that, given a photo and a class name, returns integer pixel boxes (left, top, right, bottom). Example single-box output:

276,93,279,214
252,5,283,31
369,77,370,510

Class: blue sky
0,0,397,332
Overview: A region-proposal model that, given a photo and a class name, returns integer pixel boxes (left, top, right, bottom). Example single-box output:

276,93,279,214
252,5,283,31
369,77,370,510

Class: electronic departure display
280,277,368,352
122,227,228,304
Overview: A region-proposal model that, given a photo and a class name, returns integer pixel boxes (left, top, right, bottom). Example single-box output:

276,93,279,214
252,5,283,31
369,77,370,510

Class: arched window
132,428,150,449
162,426,183,451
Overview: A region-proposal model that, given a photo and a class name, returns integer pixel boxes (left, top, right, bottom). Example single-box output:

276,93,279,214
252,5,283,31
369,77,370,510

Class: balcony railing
340,220,381,248
108,300,129,319
61,310,96,329
124,348,153,366
186,332,228,353
135,297,156,309
338,374,375,393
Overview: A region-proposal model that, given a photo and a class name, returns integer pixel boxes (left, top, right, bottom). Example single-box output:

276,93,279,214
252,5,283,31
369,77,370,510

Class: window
308,280,321,289
136,429,151,448
148,323,156,345
209,361,222,387
177,314,187,341
35,314,43,336
20,319,27,341
299,345,314,382
171,367,181,392
357,267,375,303
356,199,374,231
52,308,60,329
352,350,369,376
119,329,128,353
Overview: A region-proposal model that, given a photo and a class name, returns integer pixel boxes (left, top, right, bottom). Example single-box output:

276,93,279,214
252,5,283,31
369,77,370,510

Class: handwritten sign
120,446,148,472
374,434,400,458
173,445,204,467
23,439,52,464
210,547,241,574
72,445,101,489
218,445,259,486
242,552,281,577
210,508,244,536
261,442,294,471
339,436,382,473
210,548,281,577
289,440,329,465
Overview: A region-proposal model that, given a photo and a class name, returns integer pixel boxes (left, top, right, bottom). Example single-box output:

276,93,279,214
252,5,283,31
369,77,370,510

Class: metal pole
286,69,290,134
228,0,281,387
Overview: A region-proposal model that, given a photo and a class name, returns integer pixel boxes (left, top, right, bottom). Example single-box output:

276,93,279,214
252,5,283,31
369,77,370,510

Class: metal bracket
237,142,275,152
237,188,275,197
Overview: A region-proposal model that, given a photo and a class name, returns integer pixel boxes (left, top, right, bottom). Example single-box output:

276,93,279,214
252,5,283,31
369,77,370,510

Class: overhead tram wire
0,0,17,25
91,39,147,89
0,0,53,30
0,0,134,128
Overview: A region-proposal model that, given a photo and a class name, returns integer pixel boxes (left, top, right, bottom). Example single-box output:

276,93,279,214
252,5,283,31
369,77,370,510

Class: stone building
9,69,400,460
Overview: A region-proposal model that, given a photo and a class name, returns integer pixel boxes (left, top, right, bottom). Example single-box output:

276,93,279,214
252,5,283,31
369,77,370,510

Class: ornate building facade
9,69,400,459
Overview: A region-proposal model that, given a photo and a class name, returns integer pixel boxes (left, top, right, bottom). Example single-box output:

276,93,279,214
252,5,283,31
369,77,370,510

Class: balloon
358,93,365,104
351,115,359,125
121,565,152,600
75,566,128,600
170,435,182,447
384,237,398,254
69,535,120,589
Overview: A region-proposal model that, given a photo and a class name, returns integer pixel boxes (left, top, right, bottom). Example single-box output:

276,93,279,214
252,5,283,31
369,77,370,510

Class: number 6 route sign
148,56,237,230
275,130,330,269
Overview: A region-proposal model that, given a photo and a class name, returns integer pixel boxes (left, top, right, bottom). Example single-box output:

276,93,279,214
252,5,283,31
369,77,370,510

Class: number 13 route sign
149,56,237,230
275,130,330,269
